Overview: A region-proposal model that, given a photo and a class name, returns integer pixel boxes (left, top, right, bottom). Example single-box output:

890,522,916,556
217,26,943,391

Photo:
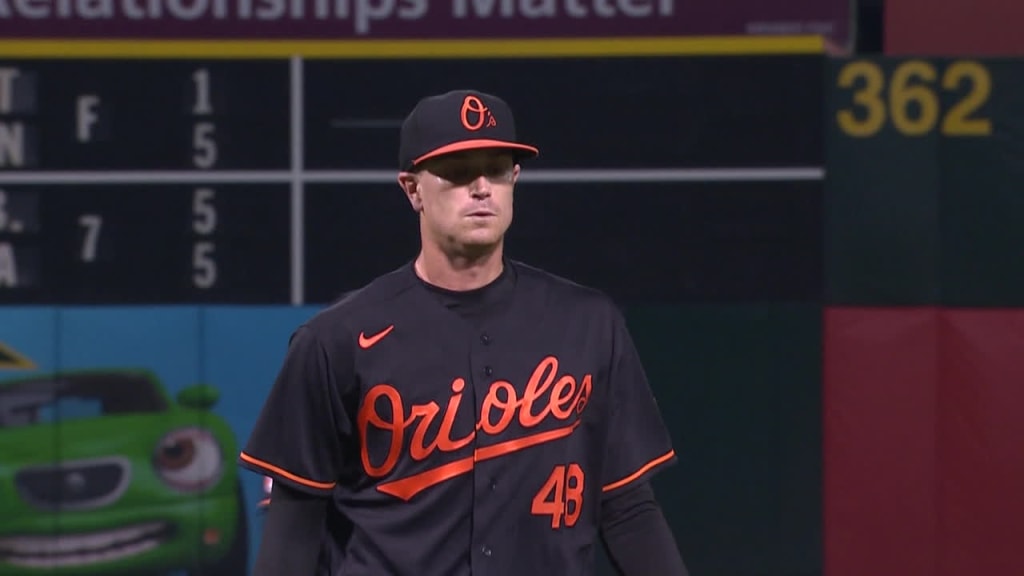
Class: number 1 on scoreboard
191,68,217,169
192,69,213,116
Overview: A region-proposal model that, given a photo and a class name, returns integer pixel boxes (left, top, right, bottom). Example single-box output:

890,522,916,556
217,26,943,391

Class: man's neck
415,242,504,292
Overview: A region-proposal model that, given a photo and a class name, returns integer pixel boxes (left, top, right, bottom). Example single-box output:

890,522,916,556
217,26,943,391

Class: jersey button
484,366,494,376
481,546,492,557
480,333,491,345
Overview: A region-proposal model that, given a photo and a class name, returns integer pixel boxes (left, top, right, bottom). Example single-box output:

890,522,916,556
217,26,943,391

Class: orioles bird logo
0,341,35,370
460,95,497,131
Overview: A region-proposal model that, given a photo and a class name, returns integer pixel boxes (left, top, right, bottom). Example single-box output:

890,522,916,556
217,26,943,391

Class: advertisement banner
0,0,850,47
0,306,323,575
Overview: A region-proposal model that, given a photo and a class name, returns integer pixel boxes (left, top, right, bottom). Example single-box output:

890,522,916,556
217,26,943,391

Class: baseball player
239,89,688,576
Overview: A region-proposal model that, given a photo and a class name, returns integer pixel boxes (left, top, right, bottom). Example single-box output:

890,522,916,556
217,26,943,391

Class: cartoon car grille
15,457,131,511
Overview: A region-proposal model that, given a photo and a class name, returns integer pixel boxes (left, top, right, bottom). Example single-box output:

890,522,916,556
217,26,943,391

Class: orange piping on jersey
601,449,677,492
377,421,583,501
238,452,337,491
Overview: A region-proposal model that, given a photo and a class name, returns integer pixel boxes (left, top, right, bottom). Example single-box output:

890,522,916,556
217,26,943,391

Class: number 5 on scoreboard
193,242,216,289
532,463,584,529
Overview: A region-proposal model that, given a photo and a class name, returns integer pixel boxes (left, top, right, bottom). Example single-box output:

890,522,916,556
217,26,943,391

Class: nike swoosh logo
359,325,394,349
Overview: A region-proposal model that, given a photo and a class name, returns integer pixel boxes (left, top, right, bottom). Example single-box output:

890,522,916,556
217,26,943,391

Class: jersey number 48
531,463,584,529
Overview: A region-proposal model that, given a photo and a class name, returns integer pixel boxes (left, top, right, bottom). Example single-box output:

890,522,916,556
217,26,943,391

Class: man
239,89,688,576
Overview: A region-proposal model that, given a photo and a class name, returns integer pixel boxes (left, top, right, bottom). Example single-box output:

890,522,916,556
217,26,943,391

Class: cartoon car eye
153,427,223,492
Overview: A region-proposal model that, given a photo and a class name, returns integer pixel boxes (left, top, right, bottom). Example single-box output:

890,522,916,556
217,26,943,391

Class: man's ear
397,172,422,212
512,164,521,183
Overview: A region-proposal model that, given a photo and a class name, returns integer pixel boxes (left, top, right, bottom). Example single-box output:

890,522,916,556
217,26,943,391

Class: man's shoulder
510,259,622,318
300,263,417,338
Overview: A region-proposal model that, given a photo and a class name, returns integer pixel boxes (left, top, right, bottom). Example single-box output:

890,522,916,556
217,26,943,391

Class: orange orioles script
358,355,592,501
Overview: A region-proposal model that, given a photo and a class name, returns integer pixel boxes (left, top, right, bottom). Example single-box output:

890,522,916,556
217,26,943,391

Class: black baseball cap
398,89,539,171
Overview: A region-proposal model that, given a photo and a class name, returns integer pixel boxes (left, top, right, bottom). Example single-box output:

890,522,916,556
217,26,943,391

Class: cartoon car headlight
153,427,223,493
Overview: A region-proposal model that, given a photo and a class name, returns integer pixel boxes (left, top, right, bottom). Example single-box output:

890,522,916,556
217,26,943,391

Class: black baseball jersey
239,258,677,575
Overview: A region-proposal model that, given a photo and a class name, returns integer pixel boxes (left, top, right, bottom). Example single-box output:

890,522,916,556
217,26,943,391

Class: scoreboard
0,54,825,305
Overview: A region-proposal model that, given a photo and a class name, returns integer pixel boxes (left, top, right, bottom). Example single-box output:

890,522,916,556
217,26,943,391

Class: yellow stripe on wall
0,36,825,59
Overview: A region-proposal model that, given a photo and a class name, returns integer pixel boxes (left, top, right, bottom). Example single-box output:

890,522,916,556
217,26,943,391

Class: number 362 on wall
835,59,992,138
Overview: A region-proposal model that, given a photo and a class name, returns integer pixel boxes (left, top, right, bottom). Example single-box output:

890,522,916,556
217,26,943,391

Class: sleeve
251,482,328,576
600,481,689,576
600,306,678,494
238,324,353,497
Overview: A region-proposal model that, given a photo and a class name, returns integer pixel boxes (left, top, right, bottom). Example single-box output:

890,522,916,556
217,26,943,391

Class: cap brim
412,139,539,167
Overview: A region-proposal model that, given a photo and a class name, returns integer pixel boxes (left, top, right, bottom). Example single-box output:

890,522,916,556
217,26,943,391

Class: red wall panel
825,307,1024,576
823,307,938,576
886,0,1024,55
938,310,1024,576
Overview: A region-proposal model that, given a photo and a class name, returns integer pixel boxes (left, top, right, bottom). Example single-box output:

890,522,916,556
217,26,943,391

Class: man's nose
469,175,492,197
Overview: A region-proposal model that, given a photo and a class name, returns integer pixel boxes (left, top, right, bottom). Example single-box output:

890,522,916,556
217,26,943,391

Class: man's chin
460,225,506,245
452,235,503,258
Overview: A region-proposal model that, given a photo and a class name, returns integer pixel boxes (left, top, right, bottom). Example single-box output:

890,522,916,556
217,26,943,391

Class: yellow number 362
836,59,992,138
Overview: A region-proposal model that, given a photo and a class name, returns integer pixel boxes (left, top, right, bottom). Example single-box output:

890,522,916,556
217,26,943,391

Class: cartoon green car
0,369,248,575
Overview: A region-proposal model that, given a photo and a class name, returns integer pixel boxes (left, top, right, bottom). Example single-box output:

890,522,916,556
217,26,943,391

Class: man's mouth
0,522,172,568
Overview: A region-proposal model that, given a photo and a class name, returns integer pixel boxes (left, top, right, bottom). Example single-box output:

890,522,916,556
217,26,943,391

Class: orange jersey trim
238,452,337,491
602,449,677,492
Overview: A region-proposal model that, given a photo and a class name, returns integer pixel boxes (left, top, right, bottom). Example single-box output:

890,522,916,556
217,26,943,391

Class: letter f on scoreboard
77,95,101,143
